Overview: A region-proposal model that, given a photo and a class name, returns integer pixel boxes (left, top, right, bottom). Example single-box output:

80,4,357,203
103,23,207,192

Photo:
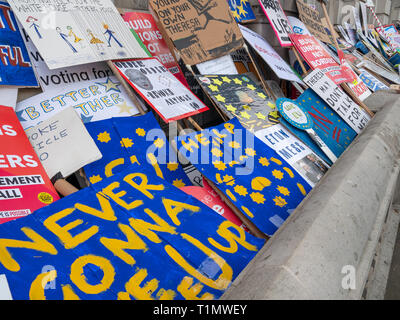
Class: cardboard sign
290,34,353,85
122,11,189,87
15,75,140,131
0,106,59,224
258,0,293,47
113,58,208,123
358,67,389,92
228,0,256,23
0,1,38,87
8,0,148,69
149,0,243,66
196,55,238,75
83,112,191,189
26,107,102,179
176,118,312,236
239,25,302,83
304,69,370,133
295,0,331,44
296,89,358,158
0,164,264,300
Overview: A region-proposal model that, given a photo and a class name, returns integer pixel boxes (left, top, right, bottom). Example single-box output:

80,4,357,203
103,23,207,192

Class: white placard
196,55,238,75
15,75,140,131
255,124,328,187
288,16,312,36
304,69,370,133
8,0,148,69
26,107,102,179
358,60,400,84
0,88,18,109
239,25,303,83
0,275,12,300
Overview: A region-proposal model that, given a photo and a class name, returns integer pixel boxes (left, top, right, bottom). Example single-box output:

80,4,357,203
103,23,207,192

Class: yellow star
89,175,102,184
208,84,219,92
257,92,267,99
259,157,270,167
277,186,290,196
120,137,134,148
267,102,276,109
232,10,240,20
255,112,266,120
154,138,165,148
234,185,248,196
225,104,237,113
238,4,247,16
273,196,288,208
240,111,251,119
233,78,242,85
272,169,284,180
167,162,179,171
245,148,256,156
96,77,121,92
229,141,241,149
247,84,256,90
136,128,146,137
250,192,266,204
213,79,223,86
221,76,231,83
223,175,235,186
97,131,111,143
211,148,223,157
117,101,136,115
213,160,227,171
215,94,226,103
172,179,186,188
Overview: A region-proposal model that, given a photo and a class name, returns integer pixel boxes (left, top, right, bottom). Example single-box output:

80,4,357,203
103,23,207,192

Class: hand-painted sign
15,75,139,131
0,1,37,87
26,107,102,180
113,58,208,123
122,11,189,87
258,0,293,47
358,67,389,92
304,69,370,133
8,0,149,69
175,118,312,236
0,106,59,224
83,112,191,189
227,0,256,23
239,25,303,83
149,0,244,66
0,164,265,300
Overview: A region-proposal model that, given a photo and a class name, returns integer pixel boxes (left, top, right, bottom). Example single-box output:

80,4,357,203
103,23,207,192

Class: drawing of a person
67,26,83,43
125,69,153,91
87,29,104,50
27,16,42,39
56,27,77,53
103,23,123,48
188,0,232,31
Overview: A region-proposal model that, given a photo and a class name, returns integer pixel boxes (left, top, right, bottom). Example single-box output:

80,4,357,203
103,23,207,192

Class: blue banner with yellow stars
296,89,357,159
228,0,256,22
83,112,191,188
175,118,312,236
0,164,265,300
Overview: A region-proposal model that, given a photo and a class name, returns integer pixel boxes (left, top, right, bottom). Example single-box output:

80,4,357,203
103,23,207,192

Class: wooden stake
292,47,308,76
54,179,79,196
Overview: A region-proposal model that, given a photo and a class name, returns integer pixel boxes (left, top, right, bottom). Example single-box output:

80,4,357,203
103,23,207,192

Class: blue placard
296,89,357,158
358,70,389,92
227,0,256,23
175,118,312,236
276,98,313,130
0,2,38,87
0,165,265,300
84,112,191,188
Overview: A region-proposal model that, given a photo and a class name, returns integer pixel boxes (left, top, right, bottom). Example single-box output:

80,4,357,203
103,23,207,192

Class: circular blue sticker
276,98,313,130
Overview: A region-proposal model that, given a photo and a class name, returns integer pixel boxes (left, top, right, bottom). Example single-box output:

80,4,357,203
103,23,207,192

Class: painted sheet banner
15,75,139,131
122,11,189,87
83,112,191,189
149,0,244,66
290,34,353,85
258,0,293,47
0,106,59,224
175,118,312,236
228,0,256,23
0,164,265,300
0,1,38,87
304,69,371,133
239,25,302,83
113,58,209,123
8,0,149,69
296,89,357,159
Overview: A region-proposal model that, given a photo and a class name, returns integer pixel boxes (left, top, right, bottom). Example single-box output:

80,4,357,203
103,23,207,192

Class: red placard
0,106,59,224
123,12,189,88
290,34,353,85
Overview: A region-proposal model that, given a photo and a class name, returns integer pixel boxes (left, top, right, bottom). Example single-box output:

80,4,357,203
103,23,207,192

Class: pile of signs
0,0,398,300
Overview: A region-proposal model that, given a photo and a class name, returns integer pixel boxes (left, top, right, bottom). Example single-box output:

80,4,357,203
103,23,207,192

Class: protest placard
288,16,312,36
122,11,189,87
358,67,390,92
149,0,243,66
0,106,59,224
304,69,370,133
176,118,312,236
239,25,302,83
258,0,293,47
26,107,102,180
0,164,265,300
0,1,38,87
228,0,256,23
8,0,149,69
113,58,208,123
15,75,140,131
196,55,238,75
0,88,18,109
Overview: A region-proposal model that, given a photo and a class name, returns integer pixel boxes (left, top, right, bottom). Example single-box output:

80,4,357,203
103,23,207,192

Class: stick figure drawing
103,23,123,48
26,16,42,39
56,27,77,53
